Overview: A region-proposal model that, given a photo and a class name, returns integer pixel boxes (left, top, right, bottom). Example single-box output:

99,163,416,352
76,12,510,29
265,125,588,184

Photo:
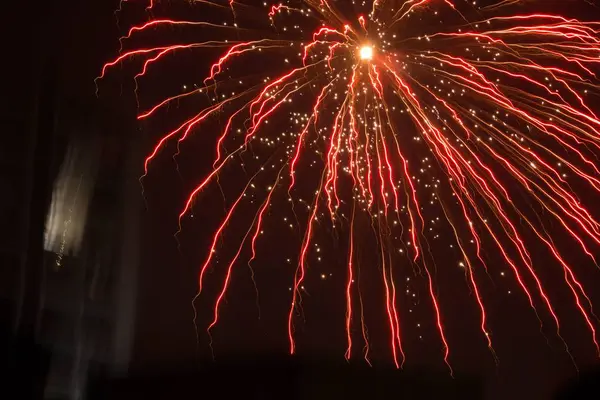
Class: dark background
3,0,600,399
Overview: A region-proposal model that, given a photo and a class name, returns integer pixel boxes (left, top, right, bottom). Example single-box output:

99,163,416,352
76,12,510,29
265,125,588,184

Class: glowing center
359,45,374,61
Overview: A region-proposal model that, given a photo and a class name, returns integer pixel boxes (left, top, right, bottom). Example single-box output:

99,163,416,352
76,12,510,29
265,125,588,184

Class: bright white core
359,45,373,61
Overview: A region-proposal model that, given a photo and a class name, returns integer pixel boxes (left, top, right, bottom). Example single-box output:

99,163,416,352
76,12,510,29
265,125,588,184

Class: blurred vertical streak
6,19,57,399
14,44,56,343
112,133,141,373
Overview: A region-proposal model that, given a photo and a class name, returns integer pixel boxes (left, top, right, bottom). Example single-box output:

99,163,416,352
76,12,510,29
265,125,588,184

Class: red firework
100,0,600,370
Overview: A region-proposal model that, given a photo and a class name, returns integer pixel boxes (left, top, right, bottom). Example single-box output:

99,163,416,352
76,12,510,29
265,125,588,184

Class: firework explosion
100,0,600,370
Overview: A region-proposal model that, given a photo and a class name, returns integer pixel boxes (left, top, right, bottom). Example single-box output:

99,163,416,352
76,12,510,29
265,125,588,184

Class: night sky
37,0,600,398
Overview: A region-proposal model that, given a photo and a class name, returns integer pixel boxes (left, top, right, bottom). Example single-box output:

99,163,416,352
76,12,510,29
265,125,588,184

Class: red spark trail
440,200,495,358
207,164,289,336
121,19,233,44
388,250,404,368
289,79,337,190
344,203,356,361
358,15,367,31
141,91,247,177
205,39,282,83
249,173,284,266
193,175,257,296
288,180,323,355
423,256,452,374
379,225,403,368
358,284,372,366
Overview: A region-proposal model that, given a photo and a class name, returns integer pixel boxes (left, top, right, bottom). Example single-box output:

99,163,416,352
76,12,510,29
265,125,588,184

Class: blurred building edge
37,99,142,400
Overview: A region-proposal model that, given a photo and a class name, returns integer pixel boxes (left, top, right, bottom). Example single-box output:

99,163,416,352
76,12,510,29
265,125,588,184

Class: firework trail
100,0,600,369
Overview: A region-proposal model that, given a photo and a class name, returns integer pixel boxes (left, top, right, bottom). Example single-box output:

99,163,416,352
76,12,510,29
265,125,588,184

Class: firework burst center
359,45,374,61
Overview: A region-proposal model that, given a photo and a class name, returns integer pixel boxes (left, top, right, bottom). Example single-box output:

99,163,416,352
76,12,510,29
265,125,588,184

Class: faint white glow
44,137,99,266
359,45,373,61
